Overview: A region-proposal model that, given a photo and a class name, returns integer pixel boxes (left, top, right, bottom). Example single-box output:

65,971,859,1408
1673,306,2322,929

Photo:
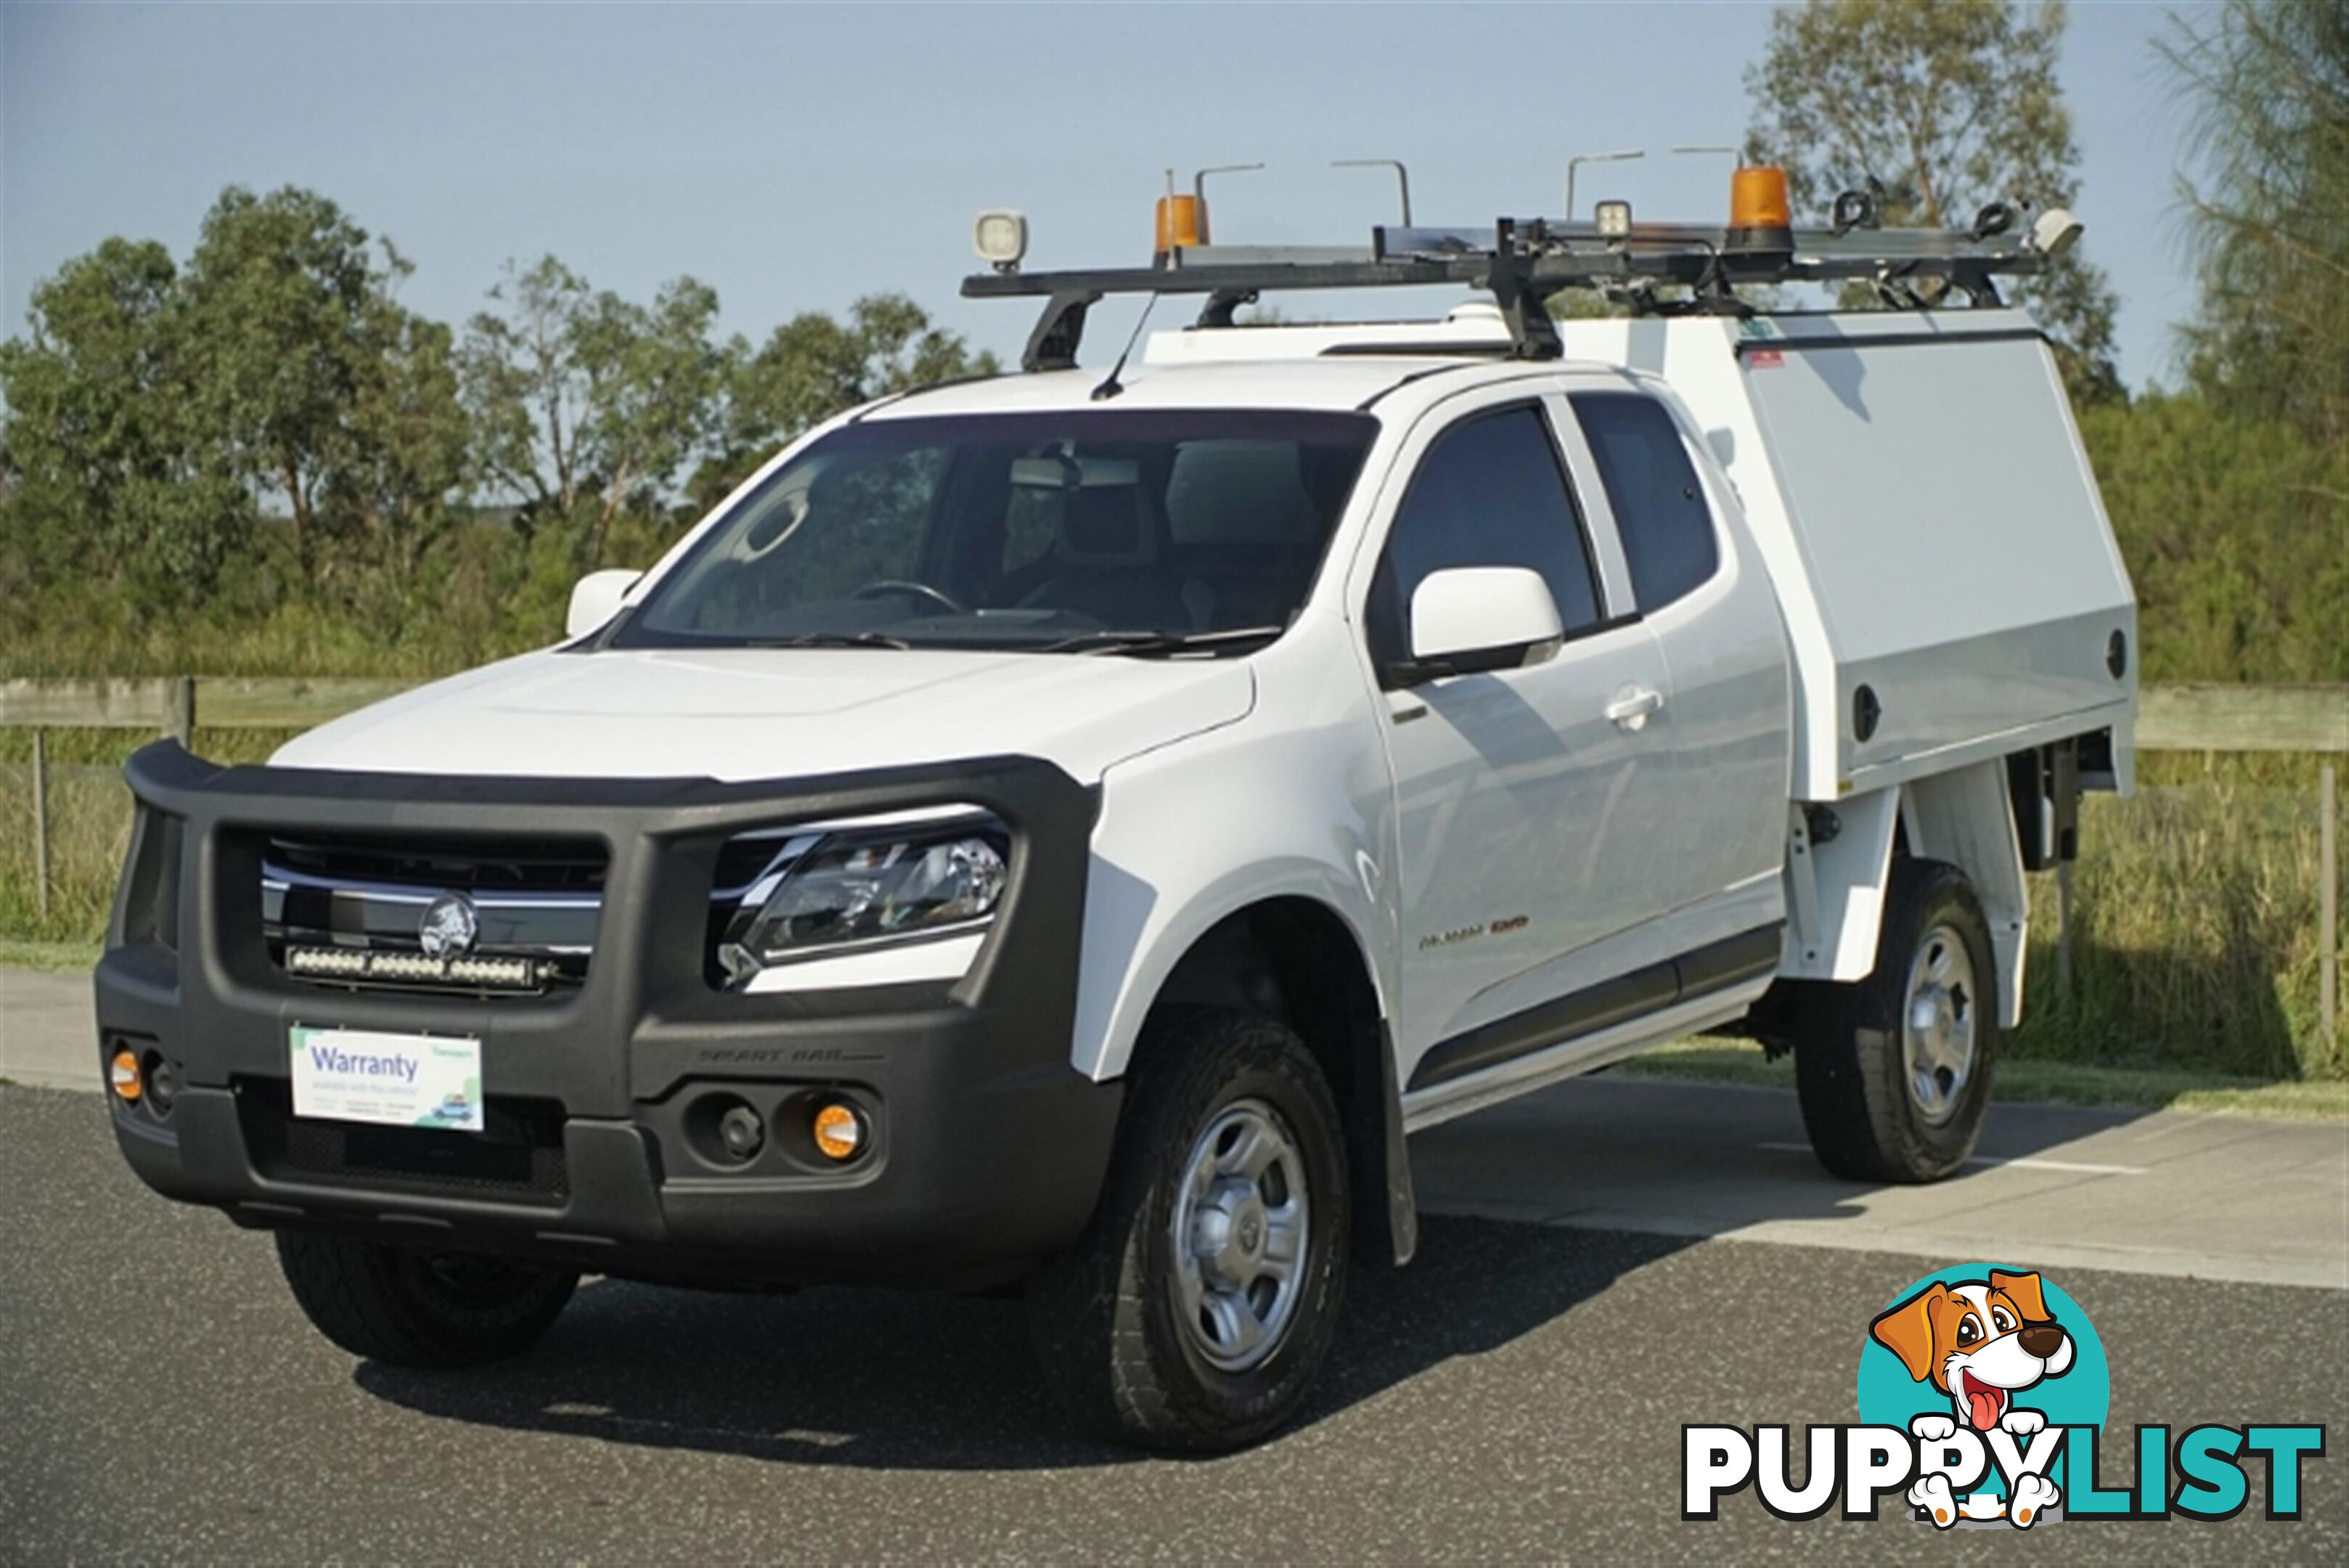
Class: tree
2079,392,2348,683
460,258,729,563
2160,0,2349,446
2,187,465,613
2,191,1000,668
691,293,999,509
459,256,592,524
333,305,468,584
568,276,727,562
1744,0,2123,402
179,187,436,583
0,237,250,601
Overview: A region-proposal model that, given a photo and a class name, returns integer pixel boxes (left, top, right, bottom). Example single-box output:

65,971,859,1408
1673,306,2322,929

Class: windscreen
612,409,1378,654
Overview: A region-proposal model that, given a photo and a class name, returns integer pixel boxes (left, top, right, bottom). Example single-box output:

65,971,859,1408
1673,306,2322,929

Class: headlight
718,818,1009,984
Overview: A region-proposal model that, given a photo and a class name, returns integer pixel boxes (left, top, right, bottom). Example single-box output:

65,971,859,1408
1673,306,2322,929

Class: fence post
2056,859,2074,1002
168,676,195,748
30,727,50,922
2323,763,2339,1050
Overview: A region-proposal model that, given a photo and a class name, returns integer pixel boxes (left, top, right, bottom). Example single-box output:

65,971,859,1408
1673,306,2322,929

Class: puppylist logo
1683,1263,2327,1529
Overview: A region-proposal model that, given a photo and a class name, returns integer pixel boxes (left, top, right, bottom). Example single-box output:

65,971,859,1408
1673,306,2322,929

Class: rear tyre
275,1232,578,1368
1792,858,1999,1183
1026,1007,1349,1453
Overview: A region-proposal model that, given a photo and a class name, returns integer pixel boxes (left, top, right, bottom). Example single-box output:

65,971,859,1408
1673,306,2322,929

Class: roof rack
964,210,2080,372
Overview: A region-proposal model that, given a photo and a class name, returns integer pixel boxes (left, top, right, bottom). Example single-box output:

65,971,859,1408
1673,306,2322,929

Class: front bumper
97,741,1119,1291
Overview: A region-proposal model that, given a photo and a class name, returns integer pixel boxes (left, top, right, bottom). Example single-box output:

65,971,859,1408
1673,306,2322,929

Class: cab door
1361,393,1681,1086
1561,385,1792,943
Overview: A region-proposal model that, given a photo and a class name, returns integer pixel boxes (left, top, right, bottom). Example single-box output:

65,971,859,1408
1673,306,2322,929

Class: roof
857,356,1514,420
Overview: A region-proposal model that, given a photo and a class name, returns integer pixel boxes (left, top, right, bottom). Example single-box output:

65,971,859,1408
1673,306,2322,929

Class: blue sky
4,2,2203,388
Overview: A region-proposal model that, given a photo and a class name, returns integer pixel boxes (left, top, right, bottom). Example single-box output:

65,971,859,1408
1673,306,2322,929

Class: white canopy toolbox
1558,310,2136,802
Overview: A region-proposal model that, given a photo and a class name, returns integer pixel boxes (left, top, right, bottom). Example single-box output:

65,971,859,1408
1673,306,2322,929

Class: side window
1569,391,1718,611
1366,405,1602,665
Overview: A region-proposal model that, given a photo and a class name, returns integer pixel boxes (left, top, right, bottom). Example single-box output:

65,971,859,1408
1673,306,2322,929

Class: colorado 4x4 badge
1682,1263,2327,1527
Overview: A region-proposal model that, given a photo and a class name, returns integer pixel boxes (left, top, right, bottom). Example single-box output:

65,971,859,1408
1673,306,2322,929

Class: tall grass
0,728,290,944
1,736,2338,1083
2011,758,2340,1082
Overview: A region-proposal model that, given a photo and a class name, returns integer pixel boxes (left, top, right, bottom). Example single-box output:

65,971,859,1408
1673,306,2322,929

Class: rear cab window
1569,391,1719,612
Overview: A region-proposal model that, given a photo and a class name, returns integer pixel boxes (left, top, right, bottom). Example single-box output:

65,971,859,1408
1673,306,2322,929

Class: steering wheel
852,580,968,616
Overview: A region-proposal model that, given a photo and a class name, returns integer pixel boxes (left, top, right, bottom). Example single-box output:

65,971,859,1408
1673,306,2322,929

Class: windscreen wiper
1037,625,1287,657
746,631,915,650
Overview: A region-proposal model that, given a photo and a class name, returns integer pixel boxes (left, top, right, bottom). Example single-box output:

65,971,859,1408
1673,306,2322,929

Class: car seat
1020,480,1198,630
1164,441,1323,628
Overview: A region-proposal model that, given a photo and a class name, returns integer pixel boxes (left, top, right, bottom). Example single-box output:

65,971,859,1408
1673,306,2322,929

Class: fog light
812,1102,865,1162
109,1049,142,1103
718,1104,766,1162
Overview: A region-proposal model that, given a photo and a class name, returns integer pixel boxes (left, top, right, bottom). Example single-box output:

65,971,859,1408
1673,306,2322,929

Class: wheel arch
1897,761,2029,1028
1779,760,2027,1027
1136,897,1418,1267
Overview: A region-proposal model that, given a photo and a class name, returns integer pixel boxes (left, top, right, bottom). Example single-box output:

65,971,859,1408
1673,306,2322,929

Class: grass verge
0,939,102,973
1619,1037,2349,1122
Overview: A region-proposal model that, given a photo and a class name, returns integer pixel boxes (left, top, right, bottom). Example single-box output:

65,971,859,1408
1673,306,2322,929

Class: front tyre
1794,859,2000,1183
275,1233,579,1368
1027,1008,1349,1452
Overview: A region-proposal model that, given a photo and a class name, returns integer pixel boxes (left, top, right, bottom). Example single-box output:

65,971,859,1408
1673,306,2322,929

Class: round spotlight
718,1103,766,1162
811,1102,866,1162
109,1048,142,1104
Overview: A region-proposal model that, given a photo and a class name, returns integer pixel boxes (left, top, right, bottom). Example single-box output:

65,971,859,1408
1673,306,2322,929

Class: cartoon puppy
1871,1270,2075,1528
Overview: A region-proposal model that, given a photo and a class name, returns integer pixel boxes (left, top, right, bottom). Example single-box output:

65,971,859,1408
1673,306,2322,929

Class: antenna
1089,293,1159,401
1332,159,1413,226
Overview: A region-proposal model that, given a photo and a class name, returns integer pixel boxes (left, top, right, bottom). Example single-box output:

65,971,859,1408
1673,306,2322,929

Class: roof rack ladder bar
1484,221,1563,360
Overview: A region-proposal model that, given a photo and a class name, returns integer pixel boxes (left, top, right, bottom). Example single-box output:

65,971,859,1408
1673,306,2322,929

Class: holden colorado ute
95,173,2134,1450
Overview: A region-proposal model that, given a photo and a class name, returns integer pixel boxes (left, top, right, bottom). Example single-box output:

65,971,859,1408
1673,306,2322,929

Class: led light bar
285,944,544,992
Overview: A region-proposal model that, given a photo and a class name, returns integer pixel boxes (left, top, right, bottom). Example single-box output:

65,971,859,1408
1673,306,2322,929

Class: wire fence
3,678,2342,1071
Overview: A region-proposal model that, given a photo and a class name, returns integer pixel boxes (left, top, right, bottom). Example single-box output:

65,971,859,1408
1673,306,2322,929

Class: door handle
1604,686,1665,730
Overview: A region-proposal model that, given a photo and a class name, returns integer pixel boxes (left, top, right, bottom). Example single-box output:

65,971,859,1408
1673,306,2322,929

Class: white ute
99,174,2133,1450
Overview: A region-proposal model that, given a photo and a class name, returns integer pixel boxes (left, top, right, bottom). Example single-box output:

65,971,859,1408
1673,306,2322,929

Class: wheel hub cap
1901,924,1978,1126
1170,1100,1310,1373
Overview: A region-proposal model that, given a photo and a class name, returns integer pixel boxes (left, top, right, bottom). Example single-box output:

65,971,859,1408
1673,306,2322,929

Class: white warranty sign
289,1025,483,1132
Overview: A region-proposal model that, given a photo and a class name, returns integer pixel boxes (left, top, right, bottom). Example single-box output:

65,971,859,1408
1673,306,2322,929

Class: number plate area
289,1025,484,1132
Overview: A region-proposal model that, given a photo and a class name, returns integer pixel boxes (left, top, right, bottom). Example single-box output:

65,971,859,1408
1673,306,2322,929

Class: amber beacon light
1727,164,1794,256
1154,192,1207,260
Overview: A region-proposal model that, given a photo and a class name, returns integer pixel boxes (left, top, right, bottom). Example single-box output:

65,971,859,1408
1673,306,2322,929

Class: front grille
262,830,606,995
239,1078,569,1204
267,834,608,891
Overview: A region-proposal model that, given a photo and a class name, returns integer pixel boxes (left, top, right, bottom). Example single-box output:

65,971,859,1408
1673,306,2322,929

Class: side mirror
566,569,643,639
1389,566,1564,687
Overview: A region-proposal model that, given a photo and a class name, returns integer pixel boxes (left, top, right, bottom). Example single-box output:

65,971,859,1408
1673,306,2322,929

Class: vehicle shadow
352,1073,2165,1471
1405,1068,2162,1236
351,1214,1699,1472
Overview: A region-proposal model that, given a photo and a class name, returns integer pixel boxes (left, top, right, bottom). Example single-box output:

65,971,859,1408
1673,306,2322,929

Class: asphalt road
4,1074,2343,1564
